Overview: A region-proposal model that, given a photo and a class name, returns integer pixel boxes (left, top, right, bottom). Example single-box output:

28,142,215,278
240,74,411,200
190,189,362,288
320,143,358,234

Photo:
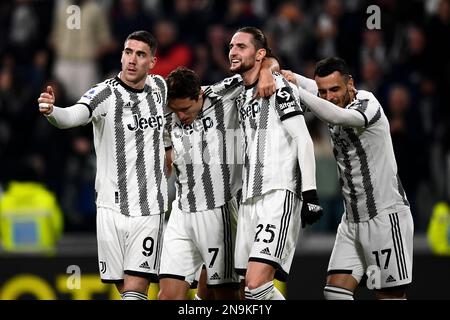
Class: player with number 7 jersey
158,63,278,300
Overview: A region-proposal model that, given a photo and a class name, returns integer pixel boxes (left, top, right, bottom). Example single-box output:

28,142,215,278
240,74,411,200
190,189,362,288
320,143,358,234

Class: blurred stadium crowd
0,0,449,233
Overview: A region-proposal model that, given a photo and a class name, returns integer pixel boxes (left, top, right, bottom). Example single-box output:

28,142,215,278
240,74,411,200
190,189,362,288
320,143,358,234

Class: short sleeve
347,91,382,128
206,75,243,99
77,83,113,120
202,75,243,116
151,75,168,107
274,74,304,121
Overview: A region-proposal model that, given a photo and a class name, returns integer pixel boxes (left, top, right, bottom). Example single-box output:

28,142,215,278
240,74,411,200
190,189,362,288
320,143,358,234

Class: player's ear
149,56,157,70
347,75,354,89
198,88,204,100
256,48,266,62
347,75,356,97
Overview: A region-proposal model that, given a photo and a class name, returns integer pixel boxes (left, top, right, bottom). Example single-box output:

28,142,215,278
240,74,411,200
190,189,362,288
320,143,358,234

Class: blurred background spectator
0,156,63,254
50,0,115,102
0,0,448,236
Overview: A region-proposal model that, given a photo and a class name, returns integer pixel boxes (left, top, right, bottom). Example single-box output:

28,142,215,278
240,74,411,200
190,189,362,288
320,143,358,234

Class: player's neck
119,74,146,91
241,65,261,86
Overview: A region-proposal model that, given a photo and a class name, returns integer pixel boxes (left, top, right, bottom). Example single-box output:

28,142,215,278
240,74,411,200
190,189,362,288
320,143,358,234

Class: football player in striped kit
38,31,169,300
229,27,322,300
282,57,414,299
158,64,277,300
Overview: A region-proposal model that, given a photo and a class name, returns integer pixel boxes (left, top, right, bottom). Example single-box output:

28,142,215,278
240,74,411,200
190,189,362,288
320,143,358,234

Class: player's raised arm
255,57,280,98
37,86,92,129
297,85,365,127
282,65,365,127
281,70,319,95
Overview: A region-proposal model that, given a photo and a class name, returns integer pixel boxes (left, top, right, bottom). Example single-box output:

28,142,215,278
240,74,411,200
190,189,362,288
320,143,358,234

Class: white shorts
327,209,414,289
159,198,239,287
96,207,165,283
235,189,302,281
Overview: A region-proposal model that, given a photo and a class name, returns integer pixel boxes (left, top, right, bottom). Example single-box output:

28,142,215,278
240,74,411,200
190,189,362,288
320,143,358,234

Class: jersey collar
116,73,145,93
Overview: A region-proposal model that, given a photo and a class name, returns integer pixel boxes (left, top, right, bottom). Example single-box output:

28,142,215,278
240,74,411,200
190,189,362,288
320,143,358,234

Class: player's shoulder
145,74,167,101
81,78,114,100
208,75,242,92
274,71,296,89
273,71,284,83
203,75,243,100
146,74,167,88
355,89,380,104
147,73,166,83
272,72,299,99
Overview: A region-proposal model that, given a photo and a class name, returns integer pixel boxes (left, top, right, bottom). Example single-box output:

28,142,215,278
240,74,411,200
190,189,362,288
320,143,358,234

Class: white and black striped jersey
165,75,243,212
329,90,410,222
236,72,304,202
77,73,169,216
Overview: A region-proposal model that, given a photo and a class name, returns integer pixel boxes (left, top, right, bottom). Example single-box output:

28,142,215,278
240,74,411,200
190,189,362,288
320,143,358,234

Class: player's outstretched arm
37,86,90,129
281,70,318,95
281,70,364,127
297,86,365,127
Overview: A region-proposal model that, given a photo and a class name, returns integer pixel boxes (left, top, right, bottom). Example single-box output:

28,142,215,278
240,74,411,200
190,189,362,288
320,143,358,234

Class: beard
333,89,352,108
229,60,254,74
342,89,351,107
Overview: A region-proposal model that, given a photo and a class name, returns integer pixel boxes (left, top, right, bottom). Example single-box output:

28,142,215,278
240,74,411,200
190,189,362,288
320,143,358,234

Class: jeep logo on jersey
240,101,260,120
276,87,296,110
173,117,214,137
127,114,163,131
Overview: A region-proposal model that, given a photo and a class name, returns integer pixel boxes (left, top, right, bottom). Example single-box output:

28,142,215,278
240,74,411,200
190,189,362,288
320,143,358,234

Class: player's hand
38,86,55,115
281,70,297,85
301,189,324,228
255,68,276,98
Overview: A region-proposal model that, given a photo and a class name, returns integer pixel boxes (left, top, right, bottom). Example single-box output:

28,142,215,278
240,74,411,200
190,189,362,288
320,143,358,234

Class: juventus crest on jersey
236,73,304,202
77,74,169,216
328,90,410,223
165,75,243,212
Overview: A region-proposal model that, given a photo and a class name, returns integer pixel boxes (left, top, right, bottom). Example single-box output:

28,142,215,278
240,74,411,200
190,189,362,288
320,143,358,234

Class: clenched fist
37,86,55,115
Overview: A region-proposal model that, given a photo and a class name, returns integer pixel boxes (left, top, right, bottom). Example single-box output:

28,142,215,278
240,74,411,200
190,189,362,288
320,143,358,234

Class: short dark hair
235,26,277,60
166,67,201,101
314,57,350,79
126,30,157,56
